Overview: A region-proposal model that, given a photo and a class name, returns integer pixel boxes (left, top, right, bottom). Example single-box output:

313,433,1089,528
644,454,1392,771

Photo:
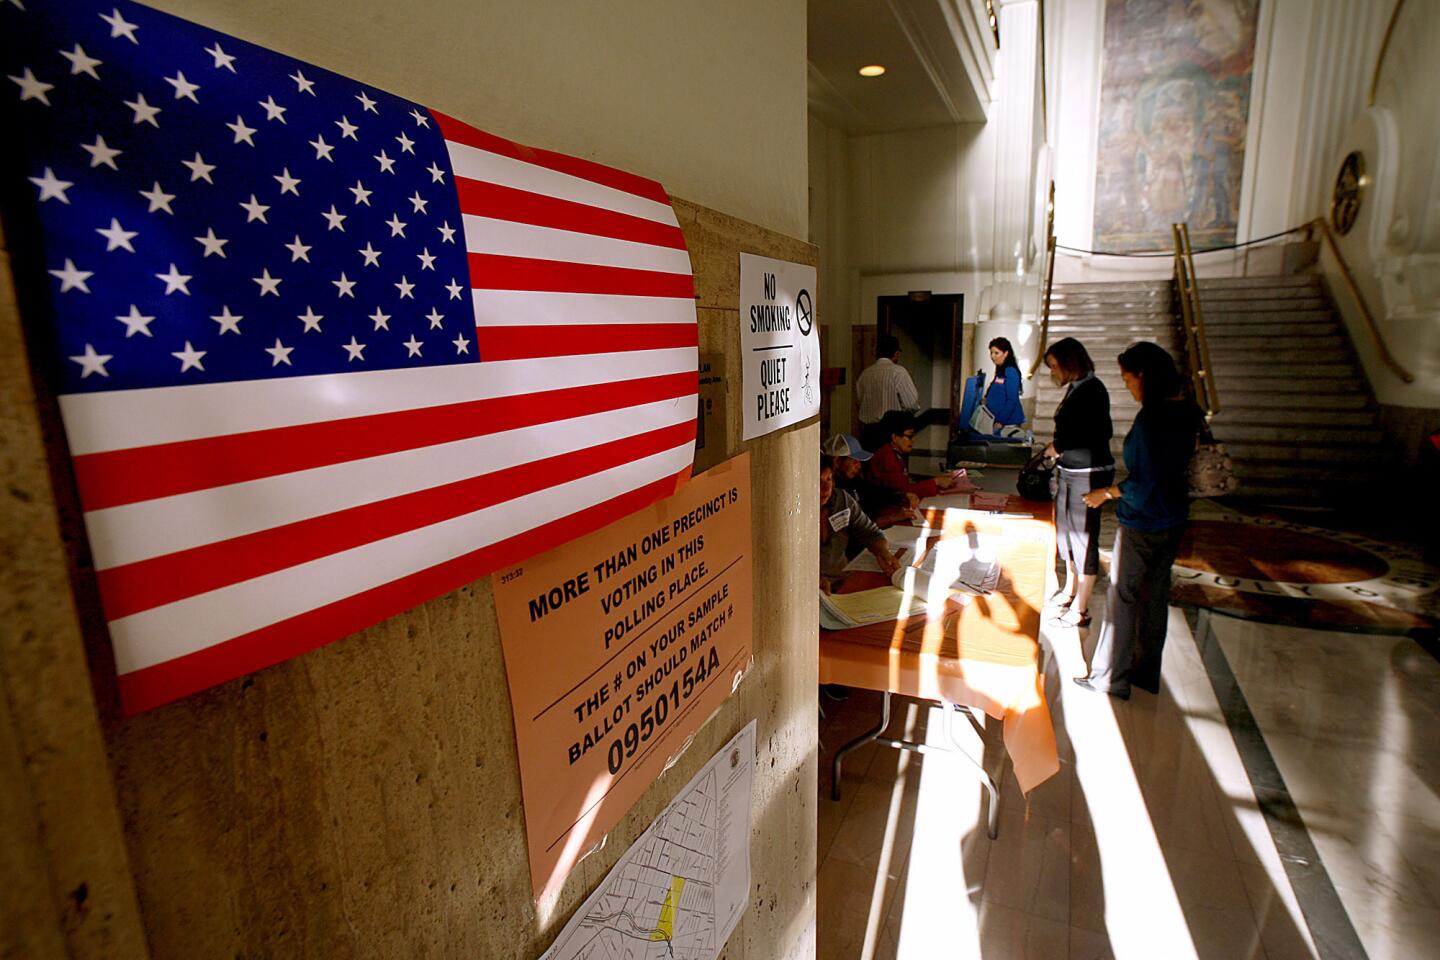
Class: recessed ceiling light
858,64,886,78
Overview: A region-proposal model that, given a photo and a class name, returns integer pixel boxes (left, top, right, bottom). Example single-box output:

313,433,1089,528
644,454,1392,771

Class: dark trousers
1087,523,1186,694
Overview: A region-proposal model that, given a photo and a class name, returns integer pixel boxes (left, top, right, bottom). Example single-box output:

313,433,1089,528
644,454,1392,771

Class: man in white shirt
855,335,920,452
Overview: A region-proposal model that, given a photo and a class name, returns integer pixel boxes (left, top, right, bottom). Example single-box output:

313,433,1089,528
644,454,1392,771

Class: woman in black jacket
1041,337,1113,627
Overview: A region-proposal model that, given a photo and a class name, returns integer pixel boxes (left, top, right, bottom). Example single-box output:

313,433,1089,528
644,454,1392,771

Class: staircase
1031,280,1182,475
1199,275,1386,504
1029,275,1386,504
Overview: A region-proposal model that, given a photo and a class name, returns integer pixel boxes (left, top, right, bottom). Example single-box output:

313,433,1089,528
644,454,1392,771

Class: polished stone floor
816,600,1440,959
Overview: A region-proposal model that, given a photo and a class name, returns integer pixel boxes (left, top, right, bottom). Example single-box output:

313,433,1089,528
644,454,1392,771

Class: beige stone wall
1,3,816,957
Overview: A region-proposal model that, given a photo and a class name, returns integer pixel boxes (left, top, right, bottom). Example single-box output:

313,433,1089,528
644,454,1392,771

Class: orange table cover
819,499,1060,793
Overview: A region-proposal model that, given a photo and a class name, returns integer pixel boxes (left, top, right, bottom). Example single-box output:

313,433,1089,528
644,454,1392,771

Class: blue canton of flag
3,0,476,393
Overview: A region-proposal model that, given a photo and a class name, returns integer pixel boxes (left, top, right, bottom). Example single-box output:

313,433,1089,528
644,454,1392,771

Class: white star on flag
49,258,93,293
408,108,429,127
97,218,139,252
116,305,155,337
358,242,381,266
322,205,347,231
274,168,301,195
10,68,54,104
286,235,312,262
369,307,391,330
396,132,415,154
417,248,436,270
298,306,323,332
172,341,206,372
155,262,193,295
375,150,395,174
194,227,228,258
426,308,444,329
335,115,358,139
438,221,456,243
227,115,257,145
348,180,372,205
265,338,294,366
343,336,367,361
99,7,140,43
445,279,464,300
395,276,415,299
333,272,356,298
82,135,123,169
386,213,407,237
30,167,73,203
356,91,378,113
211,306,243,334
403,335,423,357
205,43,237,72
69,343,112,377
253,268,282,296
240,194,270,222
408,191,429,214
310,135,334,161
124,93,162,126
427,163,446,184
453,333,470,354
258,95,287,122
182,152,216,183
140,182,176,213
61,45,103,79
165,71,200,102
290,70,316,95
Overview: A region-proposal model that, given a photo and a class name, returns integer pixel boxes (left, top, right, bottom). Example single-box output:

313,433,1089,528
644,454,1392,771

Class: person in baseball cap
822,433,872,463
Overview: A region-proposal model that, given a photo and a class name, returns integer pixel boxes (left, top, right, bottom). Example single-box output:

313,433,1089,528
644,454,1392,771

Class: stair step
1209,388,1365,408
1221,441,1383,462
1208,344,1350,363
1053,282,1171,294
1194,310,1335,327
1201,298,1329,313
1203,325,1342,342
1210,407,1376,426
1208,362,1358,377
1195,275,1319,290
1212,424,1383,444
1212,375,1365,394
1231,460,1384,480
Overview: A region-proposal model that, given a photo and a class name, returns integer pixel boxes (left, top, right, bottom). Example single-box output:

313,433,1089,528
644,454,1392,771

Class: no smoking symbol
795,289,814,336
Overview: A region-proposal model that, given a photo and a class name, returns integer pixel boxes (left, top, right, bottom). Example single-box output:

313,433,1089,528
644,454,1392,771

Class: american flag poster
2,1,699,714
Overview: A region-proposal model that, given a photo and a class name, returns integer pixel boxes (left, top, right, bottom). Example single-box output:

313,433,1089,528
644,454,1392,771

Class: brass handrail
1309,217,1415,383
1172,223,1220,417
1028,181,1057,376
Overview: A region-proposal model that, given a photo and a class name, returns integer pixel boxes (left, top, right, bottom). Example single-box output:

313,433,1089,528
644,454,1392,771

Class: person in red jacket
865,411,960,501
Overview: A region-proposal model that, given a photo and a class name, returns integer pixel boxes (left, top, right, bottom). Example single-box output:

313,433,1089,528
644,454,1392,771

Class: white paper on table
842,525,934,573
894,531,1002,606
541,722,757,960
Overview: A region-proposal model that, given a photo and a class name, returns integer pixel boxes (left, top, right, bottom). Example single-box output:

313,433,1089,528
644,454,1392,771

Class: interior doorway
873,292,963,463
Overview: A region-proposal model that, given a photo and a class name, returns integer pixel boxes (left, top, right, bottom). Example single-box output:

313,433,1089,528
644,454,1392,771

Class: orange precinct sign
493,454,754,900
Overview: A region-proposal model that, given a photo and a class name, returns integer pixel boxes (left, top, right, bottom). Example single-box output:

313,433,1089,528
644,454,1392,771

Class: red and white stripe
62,112,698,714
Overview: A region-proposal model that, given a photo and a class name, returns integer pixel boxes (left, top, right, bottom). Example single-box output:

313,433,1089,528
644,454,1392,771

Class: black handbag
1017,451,1055,502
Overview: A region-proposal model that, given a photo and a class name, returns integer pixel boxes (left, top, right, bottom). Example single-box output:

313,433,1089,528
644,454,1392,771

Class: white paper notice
739,253,820,440
541,721,757,960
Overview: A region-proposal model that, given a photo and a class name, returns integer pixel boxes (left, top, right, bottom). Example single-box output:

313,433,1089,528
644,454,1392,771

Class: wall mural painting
1093,0,1259,253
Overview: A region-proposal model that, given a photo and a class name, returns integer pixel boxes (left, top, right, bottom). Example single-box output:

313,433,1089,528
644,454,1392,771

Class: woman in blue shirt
1073,342,1203,699
981,337,1026,435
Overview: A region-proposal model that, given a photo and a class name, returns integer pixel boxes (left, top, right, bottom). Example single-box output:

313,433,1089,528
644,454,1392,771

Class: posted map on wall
542,721,755,960
1092,0,1259,252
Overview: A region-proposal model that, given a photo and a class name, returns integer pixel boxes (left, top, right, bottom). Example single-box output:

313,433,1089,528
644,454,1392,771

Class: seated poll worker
821,455,901,593
865,411,959,502
824,433,919,519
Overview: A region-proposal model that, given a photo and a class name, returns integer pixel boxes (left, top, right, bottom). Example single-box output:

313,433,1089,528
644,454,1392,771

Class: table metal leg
830,691,891,801
943,703,1000,840
828,694,1000,840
